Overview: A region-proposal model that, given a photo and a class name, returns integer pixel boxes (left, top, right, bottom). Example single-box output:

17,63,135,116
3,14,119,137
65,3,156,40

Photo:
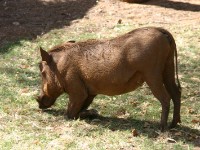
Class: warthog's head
36,47,63,109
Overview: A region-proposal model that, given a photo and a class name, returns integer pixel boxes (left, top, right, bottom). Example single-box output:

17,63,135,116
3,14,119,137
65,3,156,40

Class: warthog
37,27,181,131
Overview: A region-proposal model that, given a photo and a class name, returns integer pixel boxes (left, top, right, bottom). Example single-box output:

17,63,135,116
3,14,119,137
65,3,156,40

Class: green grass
0,23,199,150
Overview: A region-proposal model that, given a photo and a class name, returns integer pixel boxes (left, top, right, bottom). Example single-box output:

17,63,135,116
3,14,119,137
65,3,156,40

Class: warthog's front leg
65,77,88,119
66,94,98,119
66,94,87,119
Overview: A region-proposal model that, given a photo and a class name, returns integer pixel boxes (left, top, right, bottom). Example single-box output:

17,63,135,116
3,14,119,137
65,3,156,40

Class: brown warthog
37,27,181,131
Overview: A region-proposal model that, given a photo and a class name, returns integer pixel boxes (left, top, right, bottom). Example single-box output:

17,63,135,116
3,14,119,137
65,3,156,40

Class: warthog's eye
41,70,46,76
39,64,47,79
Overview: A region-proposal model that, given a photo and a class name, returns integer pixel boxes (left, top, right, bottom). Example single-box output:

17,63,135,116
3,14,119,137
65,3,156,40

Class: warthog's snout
36,95,56,109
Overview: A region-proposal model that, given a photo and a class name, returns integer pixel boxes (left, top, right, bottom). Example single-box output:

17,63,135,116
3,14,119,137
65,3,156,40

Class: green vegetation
0,23,199,150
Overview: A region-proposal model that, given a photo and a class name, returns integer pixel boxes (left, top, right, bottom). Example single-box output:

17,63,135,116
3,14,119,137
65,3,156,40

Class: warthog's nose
36,94,55,109
36,95,47,109
39,104,49,110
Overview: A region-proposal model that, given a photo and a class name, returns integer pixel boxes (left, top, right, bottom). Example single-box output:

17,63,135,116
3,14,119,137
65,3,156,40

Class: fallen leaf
13,22,20,26
116,108,130,118
20,64,29,69
174,131,182,136
21,88,29,93
188,136,193,141
191,77,200,82
170,128,178,132
130,101,138,107
189,133,199,139
132,129,139,137
34,140,39,145
91,119,101,124
118,19,122,24
188,108,195,114
191,119,200,124
167,138,177,143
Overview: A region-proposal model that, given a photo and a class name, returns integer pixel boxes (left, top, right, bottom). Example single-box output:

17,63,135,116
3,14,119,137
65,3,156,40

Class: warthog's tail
173,40,182,92
157,27,182,128
157,28,182,92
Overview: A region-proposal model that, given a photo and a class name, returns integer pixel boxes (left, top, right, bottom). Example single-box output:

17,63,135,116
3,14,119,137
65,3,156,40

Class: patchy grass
0,22,199,150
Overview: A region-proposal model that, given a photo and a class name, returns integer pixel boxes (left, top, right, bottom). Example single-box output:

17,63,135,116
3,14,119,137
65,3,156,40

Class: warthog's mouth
36,95,56,109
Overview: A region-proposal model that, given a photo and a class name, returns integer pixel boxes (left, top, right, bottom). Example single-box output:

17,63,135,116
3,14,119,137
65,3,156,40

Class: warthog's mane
48,39,105,53
48,27,151,54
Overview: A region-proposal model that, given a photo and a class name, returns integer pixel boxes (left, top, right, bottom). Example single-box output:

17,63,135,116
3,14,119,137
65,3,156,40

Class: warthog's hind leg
163,59,181,128
145,73,171,131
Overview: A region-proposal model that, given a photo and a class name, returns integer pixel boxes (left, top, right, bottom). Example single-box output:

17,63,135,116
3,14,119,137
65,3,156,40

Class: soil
0,0,200,48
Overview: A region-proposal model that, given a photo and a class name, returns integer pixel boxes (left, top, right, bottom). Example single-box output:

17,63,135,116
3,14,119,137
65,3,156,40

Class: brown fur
37,27,181,131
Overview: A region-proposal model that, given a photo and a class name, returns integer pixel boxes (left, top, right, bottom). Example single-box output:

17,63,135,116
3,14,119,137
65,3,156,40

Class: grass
0,22,199,150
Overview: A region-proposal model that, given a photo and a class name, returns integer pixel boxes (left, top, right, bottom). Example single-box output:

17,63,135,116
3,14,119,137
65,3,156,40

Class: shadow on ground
0,0,96,48
43,108,200,147
145,0,200,12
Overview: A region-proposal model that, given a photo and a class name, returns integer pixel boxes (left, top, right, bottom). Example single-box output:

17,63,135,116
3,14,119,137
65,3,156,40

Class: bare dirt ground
0,0,200,47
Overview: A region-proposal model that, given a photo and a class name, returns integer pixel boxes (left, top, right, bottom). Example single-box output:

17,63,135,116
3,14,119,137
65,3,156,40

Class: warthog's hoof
169,118,181,129
160,124,169,132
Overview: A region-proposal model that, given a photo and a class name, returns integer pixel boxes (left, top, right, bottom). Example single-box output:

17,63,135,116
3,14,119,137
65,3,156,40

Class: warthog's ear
40,47,51,63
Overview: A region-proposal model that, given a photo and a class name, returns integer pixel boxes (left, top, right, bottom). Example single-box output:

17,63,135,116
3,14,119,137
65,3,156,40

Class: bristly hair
49,41,76,53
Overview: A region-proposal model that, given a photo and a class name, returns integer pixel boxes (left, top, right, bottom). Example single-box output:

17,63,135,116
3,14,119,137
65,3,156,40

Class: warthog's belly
88,71,144,96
